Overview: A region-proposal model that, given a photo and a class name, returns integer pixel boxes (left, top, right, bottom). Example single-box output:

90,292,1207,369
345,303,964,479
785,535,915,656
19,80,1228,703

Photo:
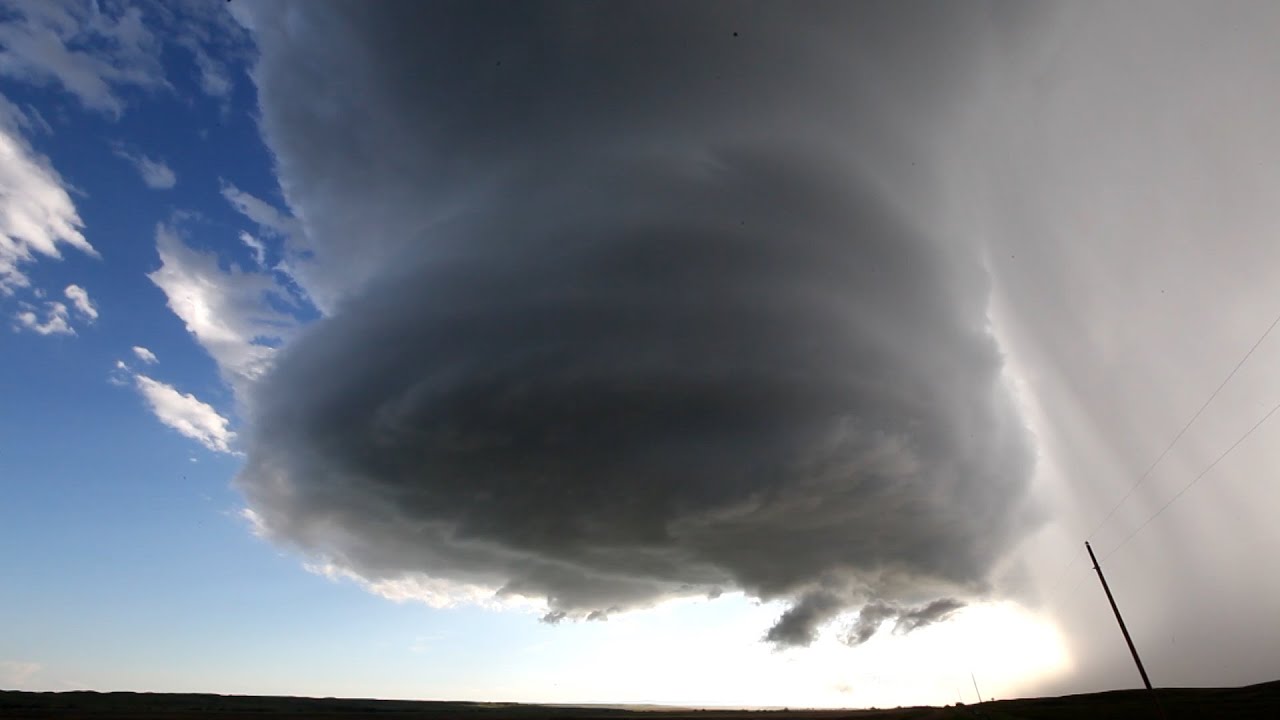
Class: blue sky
0,3,606,698
4,0,1280,709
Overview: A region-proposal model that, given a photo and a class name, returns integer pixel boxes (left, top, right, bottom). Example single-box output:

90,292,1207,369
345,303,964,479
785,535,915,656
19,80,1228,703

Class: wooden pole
1086,541,1166,719
1085,541,1152,690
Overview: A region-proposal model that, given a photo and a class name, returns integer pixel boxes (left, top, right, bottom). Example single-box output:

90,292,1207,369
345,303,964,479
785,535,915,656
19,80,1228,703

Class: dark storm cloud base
236,0,1039,643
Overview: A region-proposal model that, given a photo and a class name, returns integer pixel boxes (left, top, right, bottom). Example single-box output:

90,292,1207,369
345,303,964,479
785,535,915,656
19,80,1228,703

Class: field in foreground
3,680,1279,719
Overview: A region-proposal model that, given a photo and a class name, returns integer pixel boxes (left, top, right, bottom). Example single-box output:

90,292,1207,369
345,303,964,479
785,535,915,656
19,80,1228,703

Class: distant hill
3,680,1279,719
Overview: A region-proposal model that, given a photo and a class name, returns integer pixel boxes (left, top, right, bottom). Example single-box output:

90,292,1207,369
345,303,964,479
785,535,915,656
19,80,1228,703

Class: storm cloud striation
235,1,1036,645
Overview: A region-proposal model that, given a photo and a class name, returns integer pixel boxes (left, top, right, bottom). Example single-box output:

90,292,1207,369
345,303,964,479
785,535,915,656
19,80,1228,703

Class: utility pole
970,672,983,704
1086,541,1166,719
1085,541,1152,689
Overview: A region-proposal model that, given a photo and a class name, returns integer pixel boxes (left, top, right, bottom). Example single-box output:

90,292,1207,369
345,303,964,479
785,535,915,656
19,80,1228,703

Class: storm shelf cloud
234,0,1037,646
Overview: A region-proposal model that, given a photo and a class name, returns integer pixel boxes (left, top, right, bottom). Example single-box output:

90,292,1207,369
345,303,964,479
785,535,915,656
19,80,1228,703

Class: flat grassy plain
3,680,1278,719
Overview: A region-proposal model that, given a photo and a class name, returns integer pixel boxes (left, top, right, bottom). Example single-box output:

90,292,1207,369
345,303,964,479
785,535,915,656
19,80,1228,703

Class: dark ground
3,680,1279,719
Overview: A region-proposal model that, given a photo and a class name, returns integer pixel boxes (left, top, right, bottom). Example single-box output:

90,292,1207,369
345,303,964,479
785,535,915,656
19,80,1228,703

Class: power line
1083,307,1280,544
1100,395,1280,563
1047,306,1280,593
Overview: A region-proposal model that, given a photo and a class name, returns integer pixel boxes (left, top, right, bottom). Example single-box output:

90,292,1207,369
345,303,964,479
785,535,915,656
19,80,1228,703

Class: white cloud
239,230,265,267
63,283,96,319
191,46,231,97
132,345,158,364
115,148,176,189
301,560,521,611
147,223,296,388
0,98,96,293
133,373,235,453
165,2,250,101
221,183,332,313
0,1,165,117
239,506,268,537
20,102,51,134
14,300,72,335
221,183,299,238
108,358,130,386
0,659,42,688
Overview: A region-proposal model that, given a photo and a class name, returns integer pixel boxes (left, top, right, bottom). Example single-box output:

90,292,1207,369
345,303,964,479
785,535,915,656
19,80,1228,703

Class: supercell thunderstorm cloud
235,1,1037,645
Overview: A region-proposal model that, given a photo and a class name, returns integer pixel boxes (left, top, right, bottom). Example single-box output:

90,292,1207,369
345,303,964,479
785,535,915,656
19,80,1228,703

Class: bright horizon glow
535,597,1073,710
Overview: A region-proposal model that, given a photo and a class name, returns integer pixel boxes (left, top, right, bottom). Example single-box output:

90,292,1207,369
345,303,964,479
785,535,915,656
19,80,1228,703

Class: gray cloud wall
235,0,1040,646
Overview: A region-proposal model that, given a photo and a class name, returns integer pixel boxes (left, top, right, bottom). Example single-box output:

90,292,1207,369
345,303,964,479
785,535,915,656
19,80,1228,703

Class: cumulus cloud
13,299,72,335
0,0,165,117
131,345,157,364
114,147,176,189
63,283,96,319
132,372,235,453
235,2,1035,645
147,223,297,388
0,96,95,293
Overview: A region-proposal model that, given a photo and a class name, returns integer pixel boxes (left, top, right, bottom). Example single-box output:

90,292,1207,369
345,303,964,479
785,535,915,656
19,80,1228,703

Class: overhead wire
1100,395,1280,563
1083,307,1280,544
1047,305,1280,590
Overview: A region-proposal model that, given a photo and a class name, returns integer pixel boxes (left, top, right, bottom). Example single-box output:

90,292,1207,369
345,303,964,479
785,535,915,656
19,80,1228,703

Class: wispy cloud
132,373,235,454
63,283,97,320
148,223,296,388
14,300,73,335
114,148,176,189
131,345,158,364
239,231,265,267
0,98,95,294
0,2,164,117
301,560,518,611
191,45,231,97
221,183,299,238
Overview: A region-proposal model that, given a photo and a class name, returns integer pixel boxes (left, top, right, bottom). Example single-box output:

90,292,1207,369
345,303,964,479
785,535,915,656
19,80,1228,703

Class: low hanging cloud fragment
765,591,848,647
235,1,1037,646
842,602,900,647
894,598,966,635
840,598,966,647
